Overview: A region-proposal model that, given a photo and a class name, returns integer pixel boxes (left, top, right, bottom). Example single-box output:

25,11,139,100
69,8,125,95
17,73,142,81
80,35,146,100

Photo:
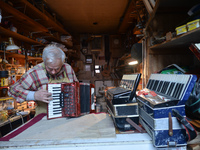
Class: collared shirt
8,62,78,103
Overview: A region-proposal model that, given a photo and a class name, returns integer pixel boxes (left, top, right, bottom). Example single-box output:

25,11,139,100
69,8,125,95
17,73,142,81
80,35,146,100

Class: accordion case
107,100,139,131
106,73,141,131
137,74,197,148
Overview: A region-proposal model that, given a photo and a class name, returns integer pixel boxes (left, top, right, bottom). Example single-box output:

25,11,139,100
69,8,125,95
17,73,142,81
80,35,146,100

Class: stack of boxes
175,19,200,35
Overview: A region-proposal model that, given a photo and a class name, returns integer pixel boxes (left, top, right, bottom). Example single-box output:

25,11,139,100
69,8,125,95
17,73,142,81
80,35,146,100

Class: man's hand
34,89,53,103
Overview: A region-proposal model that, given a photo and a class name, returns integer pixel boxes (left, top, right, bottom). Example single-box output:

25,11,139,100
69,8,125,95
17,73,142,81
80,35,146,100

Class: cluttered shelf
150,27,200,50
0,0,73,48
0,96,35,138
0,0,48,33
0,27,44,46
14,0,70,35
0,50,42,61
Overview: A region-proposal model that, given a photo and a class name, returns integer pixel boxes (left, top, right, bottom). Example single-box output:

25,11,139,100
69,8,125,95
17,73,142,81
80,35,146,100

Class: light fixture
6,37,20,51
128,60,138,65
125,57,139,65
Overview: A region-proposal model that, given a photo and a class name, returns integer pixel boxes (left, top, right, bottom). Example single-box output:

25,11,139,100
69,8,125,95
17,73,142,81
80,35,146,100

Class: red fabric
150,91,157,97
0,113,47,141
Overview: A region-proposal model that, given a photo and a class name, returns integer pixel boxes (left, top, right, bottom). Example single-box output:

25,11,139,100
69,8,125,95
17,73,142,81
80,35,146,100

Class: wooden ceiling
45,0,146,35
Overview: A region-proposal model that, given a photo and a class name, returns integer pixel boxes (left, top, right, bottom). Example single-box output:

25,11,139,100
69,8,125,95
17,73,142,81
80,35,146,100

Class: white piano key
48,83,62,119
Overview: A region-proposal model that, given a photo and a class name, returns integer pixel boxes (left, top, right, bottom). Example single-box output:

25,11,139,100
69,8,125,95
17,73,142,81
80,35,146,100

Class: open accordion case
136,64,199,148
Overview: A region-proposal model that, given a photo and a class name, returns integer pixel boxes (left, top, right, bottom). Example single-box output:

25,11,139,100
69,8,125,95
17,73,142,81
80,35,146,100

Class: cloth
0,113,47,141
1,113,116,141
8,62,78,103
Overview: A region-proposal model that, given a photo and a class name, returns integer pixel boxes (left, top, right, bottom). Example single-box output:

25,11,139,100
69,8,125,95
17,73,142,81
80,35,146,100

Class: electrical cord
17,112,24,124
7,117,13,131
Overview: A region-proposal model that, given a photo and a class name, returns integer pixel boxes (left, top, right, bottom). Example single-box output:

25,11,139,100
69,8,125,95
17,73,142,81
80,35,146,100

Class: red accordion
47,82,95,120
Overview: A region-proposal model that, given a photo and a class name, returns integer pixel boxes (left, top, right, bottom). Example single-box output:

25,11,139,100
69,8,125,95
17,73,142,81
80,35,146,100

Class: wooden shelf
40,32,73,48
145,0,198,32
0,97,14,101
0,113,30,128
16,0,70,35
13,0,73,47
0,1,48,33
0,27,44,46
0,50,42,61
28,57,42,61
0,0,73,48
150,27,200,50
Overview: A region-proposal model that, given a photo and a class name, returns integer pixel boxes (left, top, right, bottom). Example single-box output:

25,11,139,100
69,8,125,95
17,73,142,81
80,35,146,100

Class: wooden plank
144,0,160,31
149,0,155,7
142,0,153,14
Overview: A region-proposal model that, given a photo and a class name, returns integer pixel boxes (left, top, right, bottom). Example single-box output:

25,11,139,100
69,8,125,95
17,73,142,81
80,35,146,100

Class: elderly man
8,44,78,116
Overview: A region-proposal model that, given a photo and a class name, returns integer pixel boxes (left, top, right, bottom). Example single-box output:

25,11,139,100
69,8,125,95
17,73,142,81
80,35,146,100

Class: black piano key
52,93,61,98
164,81,170,94
52,87,61,92
157,81,163,93
172,83,183,99
152,80,159,91
52,86,61,88
167,82,175,96
149,80,155,90
53,106,61,110
172,83,179,98
147,79,153,89
161,81,167,94
53,111,62,115
52,89,61,92
176,83,184,99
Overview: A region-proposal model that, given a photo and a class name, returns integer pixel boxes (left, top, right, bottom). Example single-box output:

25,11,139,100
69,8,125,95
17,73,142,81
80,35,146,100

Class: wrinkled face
45,59,63,76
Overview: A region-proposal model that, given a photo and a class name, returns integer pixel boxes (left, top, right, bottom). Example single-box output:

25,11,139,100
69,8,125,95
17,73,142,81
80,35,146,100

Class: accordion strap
126,118,145,133
172,109,197,141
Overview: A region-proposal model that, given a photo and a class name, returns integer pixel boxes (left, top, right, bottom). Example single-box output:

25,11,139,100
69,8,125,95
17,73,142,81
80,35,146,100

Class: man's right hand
34,89,52,103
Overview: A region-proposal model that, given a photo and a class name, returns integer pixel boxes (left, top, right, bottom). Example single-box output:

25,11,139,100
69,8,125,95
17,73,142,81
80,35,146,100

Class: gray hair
42,44,66,64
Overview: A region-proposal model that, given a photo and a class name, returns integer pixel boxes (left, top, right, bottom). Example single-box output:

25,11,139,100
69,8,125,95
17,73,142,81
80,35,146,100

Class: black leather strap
172,109,197,141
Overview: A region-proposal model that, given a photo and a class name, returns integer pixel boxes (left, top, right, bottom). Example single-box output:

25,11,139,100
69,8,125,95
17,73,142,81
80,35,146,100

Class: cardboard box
17,101,27,110
175,24,187,35
187,19,200,31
